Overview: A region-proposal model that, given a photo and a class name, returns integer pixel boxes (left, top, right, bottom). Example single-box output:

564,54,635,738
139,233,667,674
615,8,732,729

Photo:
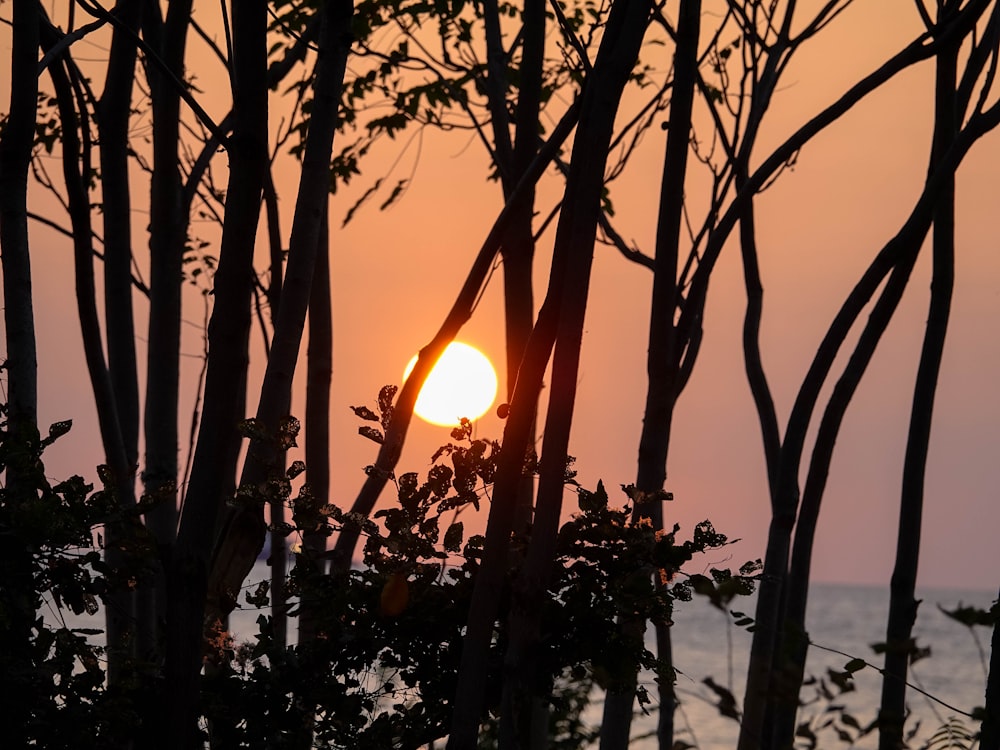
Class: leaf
939,602,996,628
843,658,867,674
841,713,862,730
278,416,301,449
41,419,73,447
621,483,673,504
246,581,270,608
286,460,306,479
359,425,384,444
827,667,856,693
378,178,409,211
378,385,397,427
341,178,382,227
578,480,608,513
443,522,464,553
350,405,380,422
703,677,740,721
426,463,452,498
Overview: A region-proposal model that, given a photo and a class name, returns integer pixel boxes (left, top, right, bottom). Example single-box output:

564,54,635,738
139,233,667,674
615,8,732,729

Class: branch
74,0,230,145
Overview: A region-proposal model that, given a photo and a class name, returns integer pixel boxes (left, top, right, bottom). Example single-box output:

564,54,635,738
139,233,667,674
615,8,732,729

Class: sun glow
403,342,498,427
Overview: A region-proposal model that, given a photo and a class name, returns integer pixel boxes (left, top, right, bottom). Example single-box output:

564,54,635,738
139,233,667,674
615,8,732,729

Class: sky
9,1,1000,594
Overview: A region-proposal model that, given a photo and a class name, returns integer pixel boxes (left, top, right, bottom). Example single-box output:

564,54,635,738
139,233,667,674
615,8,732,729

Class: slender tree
452,2,654,746
879,4,960,745
728,4,999,746
206,0,355,630
95,0,148,663
982,589,1000,750
141,0,192,575
41,13,140,688
300,205,333,646
0,2,41,745
166,0,269,742
600,3,700,747
0,0,39,440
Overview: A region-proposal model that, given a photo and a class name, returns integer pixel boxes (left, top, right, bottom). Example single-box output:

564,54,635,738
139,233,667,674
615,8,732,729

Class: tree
6,1,1000,748
0,9,42,744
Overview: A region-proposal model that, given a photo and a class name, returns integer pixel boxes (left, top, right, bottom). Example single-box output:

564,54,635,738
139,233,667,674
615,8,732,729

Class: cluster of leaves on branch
194,389,760,747
3,385,992,748
268,0,657,222
0,404,153,748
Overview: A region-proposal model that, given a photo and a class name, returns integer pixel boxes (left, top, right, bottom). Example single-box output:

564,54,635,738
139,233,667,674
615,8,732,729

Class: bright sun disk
403,342,498,427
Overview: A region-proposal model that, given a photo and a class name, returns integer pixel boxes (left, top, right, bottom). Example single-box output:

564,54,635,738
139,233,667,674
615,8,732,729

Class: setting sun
403,342,498,426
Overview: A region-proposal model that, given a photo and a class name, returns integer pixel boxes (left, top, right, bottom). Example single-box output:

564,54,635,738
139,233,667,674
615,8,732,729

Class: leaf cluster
0,411,143,746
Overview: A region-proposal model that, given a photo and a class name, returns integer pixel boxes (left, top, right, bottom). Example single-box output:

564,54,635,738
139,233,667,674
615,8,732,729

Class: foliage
268,0,659,224
0,405,991,748
192,392,760,747
0,401,149,747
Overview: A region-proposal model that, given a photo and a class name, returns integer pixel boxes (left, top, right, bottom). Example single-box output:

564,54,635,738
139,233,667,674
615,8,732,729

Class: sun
403,342,498,426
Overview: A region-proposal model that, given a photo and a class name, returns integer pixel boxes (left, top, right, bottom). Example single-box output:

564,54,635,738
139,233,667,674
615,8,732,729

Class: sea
225,568,996,749
619,582,996,750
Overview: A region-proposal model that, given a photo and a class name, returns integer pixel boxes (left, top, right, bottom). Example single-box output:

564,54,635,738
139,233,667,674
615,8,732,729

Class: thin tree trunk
207,0,354,627
98,0,143,522
499,0,544,543
0,0,39,440
980,586,1000,750
460,2,654,747
165,0,268,744
600,4,699,747
483,1,547,740
879,17,958,747
734,10,995,747
772,250,921,748
300,206,332,641
141,0,191,631
43,21,140,693
264,167,289,651
0,2,41,746
295,201,332,750
98,0,147,667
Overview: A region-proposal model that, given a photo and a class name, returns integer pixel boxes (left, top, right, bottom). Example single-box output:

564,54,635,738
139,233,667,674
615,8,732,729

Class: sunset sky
11,1,1000,594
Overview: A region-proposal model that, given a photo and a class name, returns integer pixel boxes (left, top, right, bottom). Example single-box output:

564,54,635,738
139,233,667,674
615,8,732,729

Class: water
652,582,996,750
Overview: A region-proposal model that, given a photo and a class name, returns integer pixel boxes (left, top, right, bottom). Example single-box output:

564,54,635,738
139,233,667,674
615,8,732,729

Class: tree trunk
600,3,699,747
294,201,332,750
300,205,332,645
878,17,958,748
499,0,544,542
482,2,547,739
141,0,192,633
772,249,921,748
98,0,148,669
980,587,1000,750
0,0,39,440
98,0,143,516
0,2,40,746
734,9,995,746
42,20,140,694
165,0,269,743
207,0,354,627
453,2,654,746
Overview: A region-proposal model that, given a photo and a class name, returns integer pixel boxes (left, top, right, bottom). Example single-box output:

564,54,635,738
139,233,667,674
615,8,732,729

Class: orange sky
8,1,1000,592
